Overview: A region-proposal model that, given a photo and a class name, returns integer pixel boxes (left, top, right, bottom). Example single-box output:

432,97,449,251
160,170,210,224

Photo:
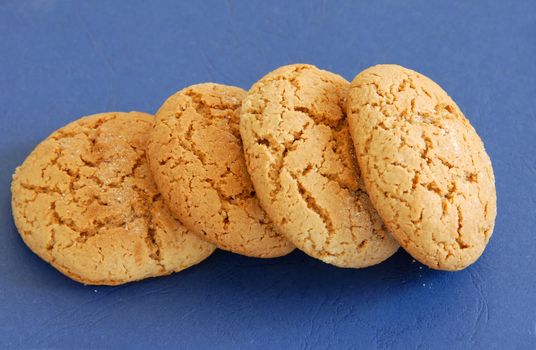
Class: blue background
1,1,535,349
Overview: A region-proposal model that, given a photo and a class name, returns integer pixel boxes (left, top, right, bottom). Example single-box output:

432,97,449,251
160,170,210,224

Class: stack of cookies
11,64,497,285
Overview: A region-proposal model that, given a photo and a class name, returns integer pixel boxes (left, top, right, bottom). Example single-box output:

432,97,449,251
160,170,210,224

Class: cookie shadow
203,246,444,298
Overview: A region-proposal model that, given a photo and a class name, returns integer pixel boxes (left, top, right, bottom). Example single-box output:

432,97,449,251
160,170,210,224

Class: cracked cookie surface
347,64,497,270
240,64,399,268
11,112,215,285
147,84,294,258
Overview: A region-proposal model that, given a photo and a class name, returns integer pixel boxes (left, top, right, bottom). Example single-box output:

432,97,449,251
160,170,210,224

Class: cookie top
11,112,215,285
347,64,497,270
147,83,294,258
240,64,399,268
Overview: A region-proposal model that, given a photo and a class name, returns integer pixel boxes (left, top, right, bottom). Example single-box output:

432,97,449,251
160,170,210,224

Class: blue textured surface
1,1,535,349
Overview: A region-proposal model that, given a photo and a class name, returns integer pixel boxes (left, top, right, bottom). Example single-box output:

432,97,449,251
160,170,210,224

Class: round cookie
11,112,215,285
346,64,497,271
147,83,294,258
240,64,399,268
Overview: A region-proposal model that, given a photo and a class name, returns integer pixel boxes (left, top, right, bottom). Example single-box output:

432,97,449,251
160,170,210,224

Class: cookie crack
456,205,469,249
145,212,165,270
289,174,342,259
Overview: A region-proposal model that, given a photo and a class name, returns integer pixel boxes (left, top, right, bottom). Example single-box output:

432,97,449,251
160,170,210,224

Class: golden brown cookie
11,112,215,285
240,64,399,268
147,83,294,258
347,64,497,271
